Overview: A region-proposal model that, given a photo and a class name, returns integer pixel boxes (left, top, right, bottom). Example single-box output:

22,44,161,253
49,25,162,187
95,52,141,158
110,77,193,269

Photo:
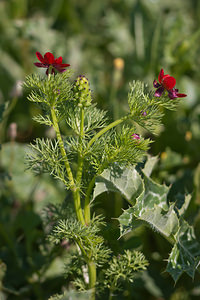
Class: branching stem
84,114,129,225
88,115,129,148
50,107,85,225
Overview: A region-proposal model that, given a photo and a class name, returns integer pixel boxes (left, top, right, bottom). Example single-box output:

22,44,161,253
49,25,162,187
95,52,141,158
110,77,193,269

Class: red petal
59,63,70,68
34,62,47,68
162,75,176,90
158,69,164,83
44,52,54,64
36,52,44,63
176,93,187,98
153,79,160,88
55,66,66,73
154,86,164,97
54,56,62,64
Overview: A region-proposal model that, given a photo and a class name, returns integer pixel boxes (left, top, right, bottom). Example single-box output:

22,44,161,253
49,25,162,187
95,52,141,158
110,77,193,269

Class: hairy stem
50,107,85,225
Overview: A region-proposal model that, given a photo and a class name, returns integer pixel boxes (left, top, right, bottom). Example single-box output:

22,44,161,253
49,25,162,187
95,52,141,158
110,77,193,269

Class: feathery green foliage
23,69,195,300
128,81,181,134
105,250,149,289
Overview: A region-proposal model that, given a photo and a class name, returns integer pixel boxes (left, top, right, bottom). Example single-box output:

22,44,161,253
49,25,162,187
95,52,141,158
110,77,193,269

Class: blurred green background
0,0,200,299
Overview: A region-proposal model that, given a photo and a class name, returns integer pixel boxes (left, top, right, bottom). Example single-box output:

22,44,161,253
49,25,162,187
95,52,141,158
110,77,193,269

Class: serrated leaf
118,172,178,237
92,166,144,205
118,207,144,236
134,174,169,214
119,204,178,239
143,155,158,177
166,220,200,282
136,204,178,238
174,194,192,217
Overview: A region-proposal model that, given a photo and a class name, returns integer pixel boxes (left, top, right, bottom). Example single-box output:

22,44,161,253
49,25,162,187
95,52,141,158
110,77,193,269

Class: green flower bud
73,75,92,106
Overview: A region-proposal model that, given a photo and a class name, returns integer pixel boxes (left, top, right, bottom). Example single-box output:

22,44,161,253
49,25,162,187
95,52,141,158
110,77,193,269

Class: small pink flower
34,52,70,75
132,133,140,141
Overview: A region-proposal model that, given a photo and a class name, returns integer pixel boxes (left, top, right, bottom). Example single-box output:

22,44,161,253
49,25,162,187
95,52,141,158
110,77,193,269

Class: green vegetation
0,1,200,299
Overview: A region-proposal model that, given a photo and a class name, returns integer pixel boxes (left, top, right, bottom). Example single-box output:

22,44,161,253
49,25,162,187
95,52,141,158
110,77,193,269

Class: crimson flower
153,69,187,99
34,52,70,75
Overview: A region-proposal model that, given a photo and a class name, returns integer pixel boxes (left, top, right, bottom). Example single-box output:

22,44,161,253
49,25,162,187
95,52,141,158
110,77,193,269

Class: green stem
76,108,84,183
84,115,129,224
88,115,129,148
84,176,96,225
73,107,86,225
50,107,85,225
108,283,115,300
88,261,96,300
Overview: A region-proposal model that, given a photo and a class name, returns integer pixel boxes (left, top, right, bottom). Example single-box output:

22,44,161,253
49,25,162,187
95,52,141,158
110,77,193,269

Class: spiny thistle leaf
133,173,169,214
166,220,200,282
92,165,144,205
117,169,178,238
113,164,199,282
118,203,179,239
174,193,192,218
142,155,159,177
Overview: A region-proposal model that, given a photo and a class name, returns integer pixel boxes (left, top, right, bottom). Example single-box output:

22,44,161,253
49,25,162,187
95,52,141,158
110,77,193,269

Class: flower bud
73,75,92,107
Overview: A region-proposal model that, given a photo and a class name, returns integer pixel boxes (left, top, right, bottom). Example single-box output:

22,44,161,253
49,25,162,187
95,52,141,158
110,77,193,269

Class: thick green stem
88,115,129,148
88,261,96,300
50,107,85,224
76,108,85,183
84,176,96,225
73,107,86,225
73,191,85,225
76,108,97,298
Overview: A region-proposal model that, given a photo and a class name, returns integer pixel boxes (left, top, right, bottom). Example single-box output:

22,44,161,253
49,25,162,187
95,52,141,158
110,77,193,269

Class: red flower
34,52,70,75
153,69,187,99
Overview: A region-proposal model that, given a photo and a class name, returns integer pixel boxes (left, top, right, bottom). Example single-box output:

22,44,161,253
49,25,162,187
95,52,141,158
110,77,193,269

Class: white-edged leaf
166,220,200,282
134,174,169,215
92,166,144,205
143,155,159,177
